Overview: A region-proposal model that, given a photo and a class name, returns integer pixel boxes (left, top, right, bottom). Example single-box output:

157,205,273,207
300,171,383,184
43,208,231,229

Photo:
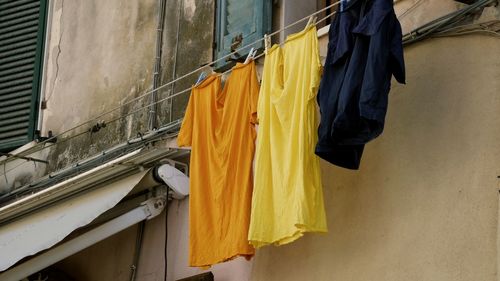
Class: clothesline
0,10,339,170
182,0,406,265
0,2,342,165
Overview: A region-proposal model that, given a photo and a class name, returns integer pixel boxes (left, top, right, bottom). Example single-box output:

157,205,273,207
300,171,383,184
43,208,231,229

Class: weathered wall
157,0,214,124
41,0,157,172
1,0,157,194
249,31,500,281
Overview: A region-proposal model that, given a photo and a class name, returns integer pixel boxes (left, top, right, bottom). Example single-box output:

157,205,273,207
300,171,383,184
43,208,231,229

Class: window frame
0,0,49,152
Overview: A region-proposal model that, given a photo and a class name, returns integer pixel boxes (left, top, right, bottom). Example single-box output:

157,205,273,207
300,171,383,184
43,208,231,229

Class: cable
432,20,500,35
164,200,169,281
130,220,145,281
403,0,496,45
0,4,341,165
433,29,500,38
399,0,426,20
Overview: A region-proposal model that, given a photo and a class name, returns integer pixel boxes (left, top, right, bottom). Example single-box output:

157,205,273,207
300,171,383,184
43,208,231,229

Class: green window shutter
214,0,271,71
0,0,48,152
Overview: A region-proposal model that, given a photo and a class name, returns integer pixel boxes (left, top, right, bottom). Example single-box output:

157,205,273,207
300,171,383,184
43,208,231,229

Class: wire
164,200,169,281
0,160,36,178
432,20,500,35
0,3,342,165
130,220,145,281
402,0,496,45
433,29,500,38
399,0,426,20
1,10,338,163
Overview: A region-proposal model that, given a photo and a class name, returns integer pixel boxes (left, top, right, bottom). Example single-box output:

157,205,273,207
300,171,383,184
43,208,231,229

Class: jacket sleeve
354,0,395,123
177,91,195,147
390,15,406,84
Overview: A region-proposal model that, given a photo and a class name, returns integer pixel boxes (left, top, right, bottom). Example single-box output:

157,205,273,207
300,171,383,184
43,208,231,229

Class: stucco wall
41,0,157,172
138,3,500,281
0,0,214,194
136,199,254,281
249,34,500,281
158,0,214,124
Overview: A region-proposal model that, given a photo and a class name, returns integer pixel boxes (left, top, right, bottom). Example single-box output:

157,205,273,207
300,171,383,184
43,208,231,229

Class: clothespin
264,34,271,53
306,15,317,28
244,47,257,64
195,71,207,86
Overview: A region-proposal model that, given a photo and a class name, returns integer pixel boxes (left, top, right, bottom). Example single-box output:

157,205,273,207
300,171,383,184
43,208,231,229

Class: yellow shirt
178,62,259,267
249,25,327,248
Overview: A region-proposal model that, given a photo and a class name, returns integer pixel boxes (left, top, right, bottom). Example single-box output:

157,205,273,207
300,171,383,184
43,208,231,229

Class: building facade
1,0,500,280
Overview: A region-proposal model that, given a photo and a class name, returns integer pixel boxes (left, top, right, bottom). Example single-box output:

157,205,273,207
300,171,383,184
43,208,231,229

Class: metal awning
0,169,152,272
0,147,187,279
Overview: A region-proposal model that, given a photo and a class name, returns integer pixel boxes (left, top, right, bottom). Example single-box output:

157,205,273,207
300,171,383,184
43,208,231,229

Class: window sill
317,24,330,38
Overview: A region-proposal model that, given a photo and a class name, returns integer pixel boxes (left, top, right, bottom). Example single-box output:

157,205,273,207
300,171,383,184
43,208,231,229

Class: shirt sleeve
249,62,260,125
177,91,195,147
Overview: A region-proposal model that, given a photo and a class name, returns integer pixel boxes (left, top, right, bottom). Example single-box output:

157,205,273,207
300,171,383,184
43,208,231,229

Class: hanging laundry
249,25,327,248
316,0,406,170
177,61,259,267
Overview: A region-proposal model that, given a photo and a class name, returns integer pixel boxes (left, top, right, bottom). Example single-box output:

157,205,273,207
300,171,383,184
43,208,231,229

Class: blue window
214,0,272,71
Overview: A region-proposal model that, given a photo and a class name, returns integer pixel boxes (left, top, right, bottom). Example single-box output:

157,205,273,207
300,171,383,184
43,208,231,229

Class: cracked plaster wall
40,0,157,173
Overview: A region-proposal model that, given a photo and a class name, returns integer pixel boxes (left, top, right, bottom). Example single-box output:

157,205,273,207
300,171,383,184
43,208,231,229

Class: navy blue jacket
316,0,405,170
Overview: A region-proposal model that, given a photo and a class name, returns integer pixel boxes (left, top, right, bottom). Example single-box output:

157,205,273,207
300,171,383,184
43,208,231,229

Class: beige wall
144,4,500,281
250,34,500,281
136,199,253,281
55,225,138,281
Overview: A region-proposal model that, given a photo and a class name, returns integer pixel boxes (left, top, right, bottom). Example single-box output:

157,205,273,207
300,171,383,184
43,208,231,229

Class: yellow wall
250,35,500,281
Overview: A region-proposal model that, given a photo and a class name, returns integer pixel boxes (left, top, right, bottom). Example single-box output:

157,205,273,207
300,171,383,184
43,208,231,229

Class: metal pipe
168,0,183,123
129,220,146,281
149,0,168,130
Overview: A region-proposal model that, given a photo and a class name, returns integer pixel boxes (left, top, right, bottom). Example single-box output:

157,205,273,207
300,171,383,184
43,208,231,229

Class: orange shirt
178,61,259,267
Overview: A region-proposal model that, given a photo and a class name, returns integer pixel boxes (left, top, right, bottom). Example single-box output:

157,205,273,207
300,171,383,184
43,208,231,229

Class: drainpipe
148,0,168,130
168,0,183,123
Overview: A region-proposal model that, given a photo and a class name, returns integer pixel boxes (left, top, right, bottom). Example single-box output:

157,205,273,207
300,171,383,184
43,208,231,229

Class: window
213,0,272,71
0,0,48,152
